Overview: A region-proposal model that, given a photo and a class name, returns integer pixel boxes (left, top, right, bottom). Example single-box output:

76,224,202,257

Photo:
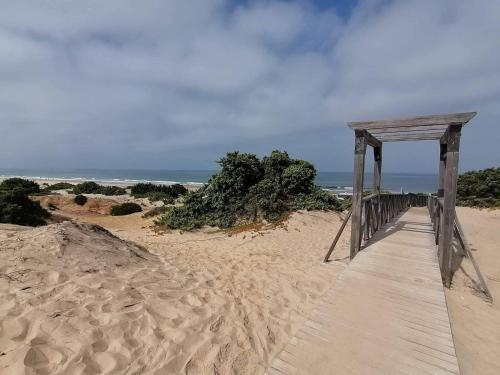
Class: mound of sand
0,221,183,375
32,195,120,216
0,221,154,274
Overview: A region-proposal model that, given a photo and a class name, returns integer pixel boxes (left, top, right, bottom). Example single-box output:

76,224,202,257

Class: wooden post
439,125,462,287
373,145,382,229
438,142,446,198
437,142,447,263
350,130,367,259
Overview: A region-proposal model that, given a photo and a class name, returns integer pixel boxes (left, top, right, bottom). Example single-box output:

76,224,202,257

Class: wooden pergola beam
348,112,476,131
375,132,444,142
369,124,449,134
361,130,382,148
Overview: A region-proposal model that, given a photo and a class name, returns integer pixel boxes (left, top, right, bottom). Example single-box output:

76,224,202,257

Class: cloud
0,0,499,172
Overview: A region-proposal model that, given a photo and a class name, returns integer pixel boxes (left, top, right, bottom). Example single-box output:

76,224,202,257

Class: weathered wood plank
267,208,460,375
439,125,462,287
376,132,444,142
323,209,352,262
454,213,492,300
350,130,366,259
362,129,382,148
348,112,476,130
369,124,449,134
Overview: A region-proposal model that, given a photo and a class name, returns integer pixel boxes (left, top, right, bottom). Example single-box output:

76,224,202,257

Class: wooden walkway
266,207,460,375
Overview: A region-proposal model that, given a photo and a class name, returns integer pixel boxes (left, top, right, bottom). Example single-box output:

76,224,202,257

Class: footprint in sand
24,347,49,369
2,317,29,341
24,345,64,371
45,270,69,285
91,330,109,353
180,294,203,307
209,315,225,333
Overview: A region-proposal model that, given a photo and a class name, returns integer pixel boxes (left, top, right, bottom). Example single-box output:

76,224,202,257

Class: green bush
142,206,171,218
142,191,176,204
156,206,204,229
73,181,126,196
0,190,50,226
457,167,500,208
290,188,341,211
100,185,126,196
74,194,88,206
0,178,40,195
110,202,142,216
158,150,340,230
45,182,75,191
130,183,187,200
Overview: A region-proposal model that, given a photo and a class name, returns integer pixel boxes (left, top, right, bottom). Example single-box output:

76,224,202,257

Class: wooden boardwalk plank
267,208,460,375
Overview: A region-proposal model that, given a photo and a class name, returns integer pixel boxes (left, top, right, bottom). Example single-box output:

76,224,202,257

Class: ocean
0,168,438,193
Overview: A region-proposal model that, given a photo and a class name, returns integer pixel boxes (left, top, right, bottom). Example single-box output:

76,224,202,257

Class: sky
1,0,499,173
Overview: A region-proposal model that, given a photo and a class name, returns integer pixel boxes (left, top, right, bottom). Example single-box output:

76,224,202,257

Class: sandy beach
0,193,499,374
0,194,349,374
446,207,500,375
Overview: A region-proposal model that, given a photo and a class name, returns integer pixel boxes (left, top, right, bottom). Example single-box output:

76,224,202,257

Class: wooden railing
361,193,427,243
428,196,492,300
324,193,427,262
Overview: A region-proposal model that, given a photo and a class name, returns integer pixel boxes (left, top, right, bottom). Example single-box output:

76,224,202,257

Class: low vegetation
73,181,126,196
131,183,187,203
0,178,40,195
457,167,500,208
74,194,88,206
157,151,340,230
142,206,171,218
45,182,75,191
0,179,49,226
110,202,142,216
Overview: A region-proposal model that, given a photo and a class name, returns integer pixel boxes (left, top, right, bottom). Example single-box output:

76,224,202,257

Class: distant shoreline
0,169,438,193
0,176,204,191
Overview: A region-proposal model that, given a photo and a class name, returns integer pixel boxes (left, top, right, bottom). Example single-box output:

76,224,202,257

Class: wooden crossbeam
368,124,449,134
348,112,476,131
375,132,444,142
362,130,382,148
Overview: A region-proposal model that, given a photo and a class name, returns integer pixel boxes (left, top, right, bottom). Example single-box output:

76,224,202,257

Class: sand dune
2,202,499,374
446,208,500,375
0,211,349,374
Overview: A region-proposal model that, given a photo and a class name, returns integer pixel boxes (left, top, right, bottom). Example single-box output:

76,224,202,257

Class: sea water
0,168,438,193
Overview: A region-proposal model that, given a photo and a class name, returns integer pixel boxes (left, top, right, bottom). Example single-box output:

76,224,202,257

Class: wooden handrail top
361,193,428,202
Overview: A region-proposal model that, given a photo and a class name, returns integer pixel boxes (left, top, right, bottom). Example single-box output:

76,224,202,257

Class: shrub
169,184,188,197
74,194,88,206
0,190,50,226
73,181,126,196
45,182,75,191
290,188,341,211
143,192,176,204
130,183,187,200
143,206,171,218
457,167,500,208
100,185,126,196
0,178,40,195
156,206,204,229
110,202,142,216
73,181,100,194
159,150,340,230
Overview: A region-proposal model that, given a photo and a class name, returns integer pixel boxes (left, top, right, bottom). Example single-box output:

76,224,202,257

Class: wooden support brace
350,130,367,259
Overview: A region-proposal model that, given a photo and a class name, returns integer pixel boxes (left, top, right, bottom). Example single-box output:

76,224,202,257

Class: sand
445,207,500,375
2,192,499,374
0,197,349,374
